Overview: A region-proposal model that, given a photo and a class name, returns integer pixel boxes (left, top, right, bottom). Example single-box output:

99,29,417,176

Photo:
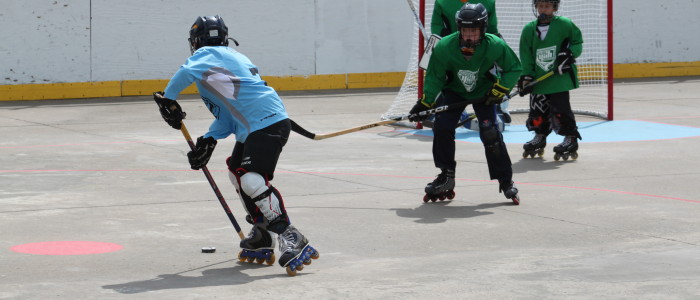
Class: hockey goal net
383,0,613,123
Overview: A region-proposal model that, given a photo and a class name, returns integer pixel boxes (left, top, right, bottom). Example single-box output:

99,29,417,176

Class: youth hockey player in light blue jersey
163,37,288,143
153,15,318,276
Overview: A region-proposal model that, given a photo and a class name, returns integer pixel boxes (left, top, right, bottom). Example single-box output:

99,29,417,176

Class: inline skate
499,180,520,205
553,135,579,161
238,225,276,265
278,225,320,276
423,169,456,203
522,134,547,158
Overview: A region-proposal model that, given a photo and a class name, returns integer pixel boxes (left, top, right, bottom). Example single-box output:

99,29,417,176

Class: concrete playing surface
2,77,700,299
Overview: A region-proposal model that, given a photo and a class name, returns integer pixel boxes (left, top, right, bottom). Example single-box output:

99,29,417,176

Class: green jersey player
409,3,522,205
431,0,499,37
518,0,583,161
429,0,510,129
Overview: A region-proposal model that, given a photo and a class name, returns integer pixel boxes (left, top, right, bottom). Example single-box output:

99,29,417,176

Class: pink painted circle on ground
10,241,123,255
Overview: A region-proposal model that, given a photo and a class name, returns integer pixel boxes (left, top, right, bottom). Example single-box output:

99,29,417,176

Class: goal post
383,0,614,123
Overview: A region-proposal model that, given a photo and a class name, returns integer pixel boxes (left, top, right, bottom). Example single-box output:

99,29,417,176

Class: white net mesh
383,0,610,122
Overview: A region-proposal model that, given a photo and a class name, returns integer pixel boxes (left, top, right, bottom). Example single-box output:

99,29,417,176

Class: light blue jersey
164,46,288,142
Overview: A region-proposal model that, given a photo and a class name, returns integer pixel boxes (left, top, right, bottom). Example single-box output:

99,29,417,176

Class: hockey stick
406,0,441,70
504,71,554,101
179,122,246,240
290,100,476,140
406,0,429,39
450,71,555,129
504,39,569,100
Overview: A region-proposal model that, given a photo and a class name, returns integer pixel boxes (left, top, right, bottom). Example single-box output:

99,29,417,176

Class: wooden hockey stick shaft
290,100,474,140
179,122,246,240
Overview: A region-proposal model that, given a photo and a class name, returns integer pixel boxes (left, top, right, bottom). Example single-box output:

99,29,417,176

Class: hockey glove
408,96,431,122
485,82,509,105
517,75,535,97
187,136,217,170
153,91,186,130
554,49,575,75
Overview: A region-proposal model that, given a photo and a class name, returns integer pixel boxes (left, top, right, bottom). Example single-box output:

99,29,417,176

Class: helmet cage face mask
455,3,488,49
188,15,229,54
532,0,560,23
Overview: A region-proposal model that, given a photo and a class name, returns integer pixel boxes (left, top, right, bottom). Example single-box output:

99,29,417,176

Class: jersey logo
202,67,241,101
536,46,557,71
201,96,221,119
458,69,479,92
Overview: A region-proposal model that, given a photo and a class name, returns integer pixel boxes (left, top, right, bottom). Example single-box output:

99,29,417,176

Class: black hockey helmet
455,3,488,48
532,0,560,23
188,15,232,54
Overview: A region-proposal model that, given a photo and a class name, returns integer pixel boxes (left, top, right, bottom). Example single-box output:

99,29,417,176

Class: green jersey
431,0,499,37
423,32,522,106
519,16,583,94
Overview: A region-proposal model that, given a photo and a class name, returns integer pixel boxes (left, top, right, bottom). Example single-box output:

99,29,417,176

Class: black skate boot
499,180,520,205
277,225,319,276
553,135,579,161
423,168,456,203
522,134,547,158
238,226,276,265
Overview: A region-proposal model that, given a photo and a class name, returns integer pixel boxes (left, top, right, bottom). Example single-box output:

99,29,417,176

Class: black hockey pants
431,90,513,182
526,91,581,138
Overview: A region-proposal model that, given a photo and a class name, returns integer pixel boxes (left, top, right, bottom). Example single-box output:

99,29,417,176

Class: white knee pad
240,172,268,198
240,172,283,222
228,170,253,216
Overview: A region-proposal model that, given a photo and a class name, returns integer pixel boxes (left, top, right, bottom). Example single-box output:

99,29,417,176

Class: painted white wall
1,0,699,85
613,0,700,64
1,0,91,84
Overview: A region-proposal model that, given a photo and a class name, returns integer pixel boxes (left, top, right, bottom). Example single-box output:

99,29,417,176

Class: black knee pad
526,116,552,135
480,126,502,155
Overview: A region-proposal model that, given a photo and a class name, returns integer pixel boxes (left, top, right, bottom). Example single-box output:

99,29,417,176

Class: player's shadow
379,129,433,142
512,156,576,174
391,201,510,224
102,260,293,294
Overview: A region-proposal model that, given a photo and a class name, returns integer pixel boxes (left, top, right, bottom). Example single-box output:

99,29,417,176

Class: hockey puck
201,247,216,253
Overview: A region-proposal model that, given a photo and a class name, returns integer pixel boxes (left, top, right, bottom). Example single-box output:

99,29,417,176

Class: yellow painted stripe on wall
2,63,699,101
265,74,347,91
0,81,121,101
614,61,700,78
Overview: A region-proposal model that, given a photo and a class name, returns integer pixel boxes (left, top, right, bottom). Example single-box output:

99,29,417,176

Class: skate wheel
286,266,297,277
554,153,561,161
423,194,430,203
430,197,437,202
303,258,312,265
255,257,264,264
562,154,569,161
310,251,320,260
246,256,255,263
537,149,544,157
571,152,578,160
295,264,304,271
439,194,446,201
522,151,528,158
237,250,247,262
511,195,520,205
446,191,455,200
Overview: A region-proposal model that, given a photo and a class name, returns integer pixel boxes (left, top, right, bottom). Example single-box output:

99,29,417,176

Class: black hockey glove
408,96,431,122
517,75,535,97
187,136,217,170
485,82,509,105
153,91,186,130
554,49,575,75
